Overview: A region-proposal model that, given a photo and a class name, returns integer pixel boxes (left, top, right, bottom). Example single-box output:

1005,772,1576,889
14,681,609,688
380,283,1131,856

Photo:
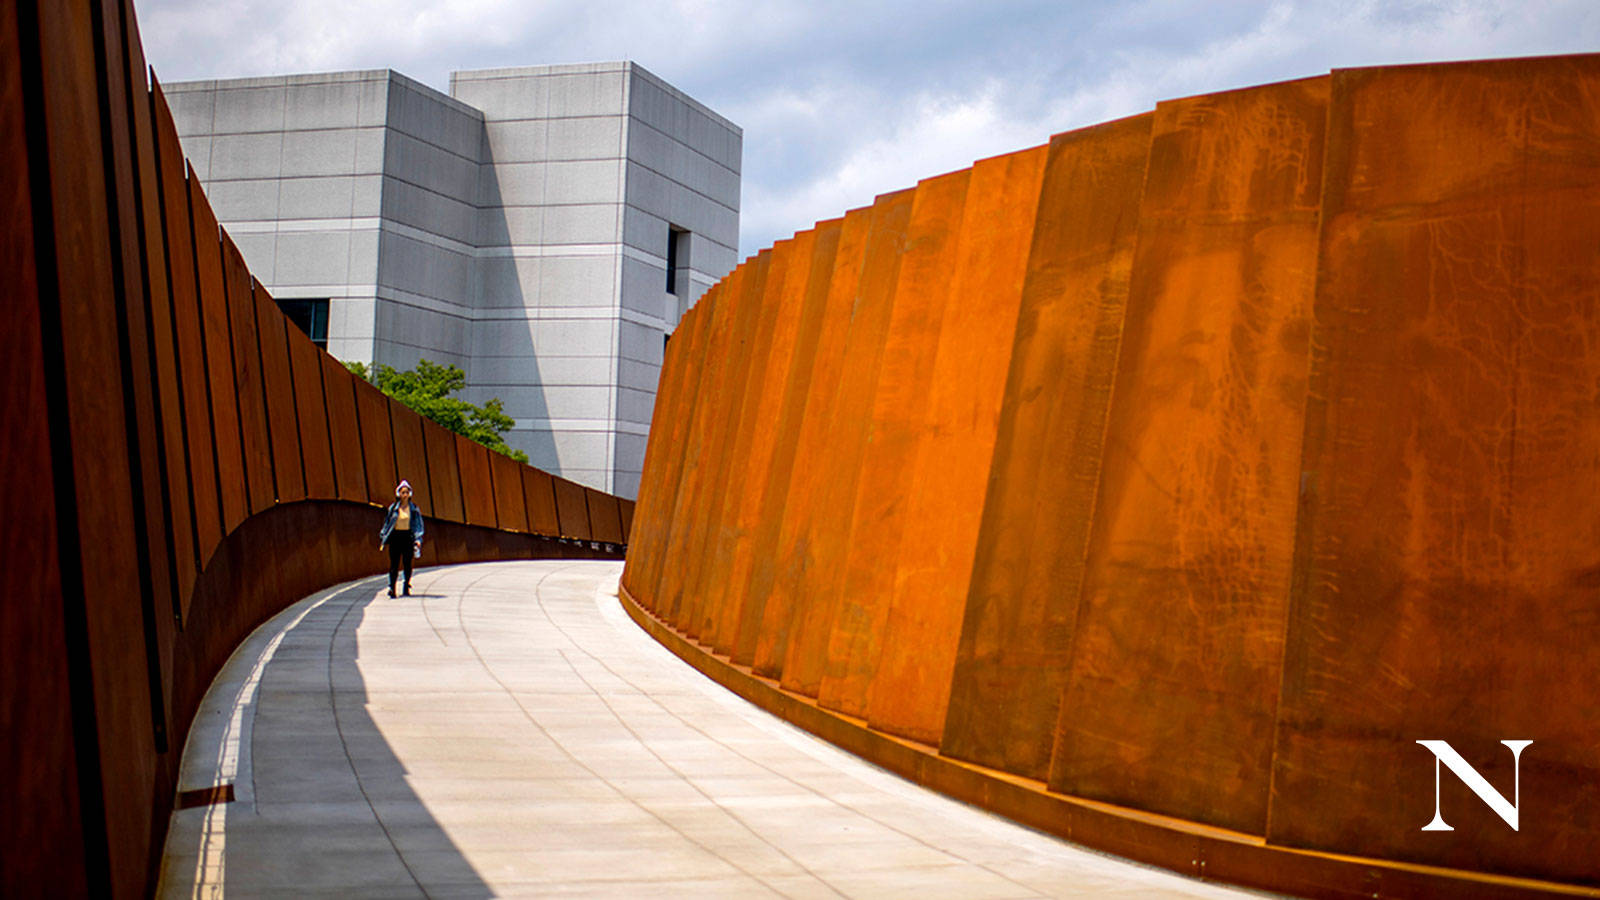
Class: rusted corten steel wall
1,2,633,895
621,56,1600,899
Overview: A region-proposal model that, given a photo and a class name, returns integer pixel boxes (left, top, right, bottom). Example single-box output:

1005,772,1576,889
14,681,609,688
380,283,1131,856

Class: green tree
346,358,530,464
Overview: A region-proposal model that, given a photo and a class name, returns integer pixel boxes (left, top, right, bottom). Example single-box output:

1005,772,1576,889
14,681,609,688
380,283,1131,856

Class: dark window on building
277,297,329,348
666,226,688,295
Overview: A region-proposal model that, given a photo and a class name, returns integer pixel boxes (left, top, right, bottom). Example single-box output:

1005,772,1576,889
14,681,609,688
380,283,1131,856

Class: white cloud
133,0,1600,256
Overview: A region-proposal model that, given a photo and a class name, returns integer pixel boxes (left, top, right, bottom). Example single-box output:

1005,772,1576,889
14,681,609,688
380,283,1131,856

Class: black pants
386,529,414,590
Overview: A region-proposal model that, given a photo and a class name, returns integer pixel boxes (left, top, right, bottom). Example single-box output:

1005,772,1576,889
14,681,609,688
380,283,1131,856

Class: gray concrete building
166,63,741,497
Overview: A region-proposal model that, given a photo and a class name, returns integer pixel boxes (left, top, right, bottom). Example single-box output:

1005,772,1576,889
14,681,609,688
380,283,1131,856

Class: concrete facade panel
273,229,352,287
204,178,279,221
208,132,281,180
538,254,616,306
211,85,286,133
283,79,369,131
539,203,622,246
176,61,740,498
276,175,356,220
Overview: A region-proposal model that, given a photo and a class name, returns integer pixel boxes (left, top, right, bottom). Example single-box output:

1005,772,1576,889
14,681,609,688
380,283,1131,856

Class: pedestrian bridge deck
158,560,1260,898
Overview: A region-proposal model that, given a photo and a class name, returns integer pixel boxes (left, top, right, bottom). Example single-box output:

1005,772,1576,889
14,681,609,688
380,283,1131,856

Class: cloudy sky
136,0,1600,258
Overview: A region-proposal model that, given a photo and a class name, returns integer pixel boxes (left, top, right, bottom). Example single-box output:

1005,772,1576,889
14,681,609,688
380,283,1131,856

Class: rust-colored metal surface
523,465,561,537
490,448,529,533
189,169,248,533
623,55,1600,898
353,375,397,505
732,220,842,666
553,475,592,540
708,238,801,654
255,286,306,504
657,270,742,622
635,295,714,613
819,170,970,718
0,6,91,890
682,251,769,642
287,323,338,500
1269,57,1600,885
321,351,367,503
130,58,197,614
388,403,430,511
456,432,497,527
587,487,625,545
751,210,869,675
620,299,698,596
223,238,275,513
864,144,1047,745
154,83,223,572
421,416,464,522
941,114,1152,779
5,7,633,892
1050,77,1327,834
780,189,914,698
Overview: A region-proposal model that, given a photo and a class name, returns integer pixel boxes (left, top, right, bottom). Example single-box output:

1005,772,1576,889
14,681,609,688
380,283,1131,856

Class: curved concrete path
159,560,1269,899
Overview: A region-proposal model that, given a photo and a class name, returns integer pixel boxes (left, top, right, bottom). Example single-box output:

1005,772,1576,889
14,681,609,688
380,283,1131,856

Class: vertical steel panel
620,300,696,594
637,296,715,613
617,498,633,541
456,433,497,528
0,3,91,885
188,170,248,533
733,220,844,666
710,231,817,656
686,248,780,642
819,170,971,717
1046,78,1327,835
522,466,560,537
780,189,914,698
489,448,528,533
352,376,397,506
679,255,770,639
1269,58,1600,883
285,323,336,500
130,65,196,614
553,475,592,540
320,352,366,503
752,207,873,676
253,285,305,503
864,145,1048,744
942,114,1152,779
420,416,464,522
387,403,431,514
657,268,746,624
586,488,624,545
152,86,222,571
223,239,275,513
30,0,158,887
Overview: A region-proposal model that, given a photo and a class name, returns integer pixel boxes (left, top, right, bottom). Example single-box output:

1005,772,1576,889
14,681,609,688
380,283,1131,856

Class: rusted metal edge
617,582,1600,900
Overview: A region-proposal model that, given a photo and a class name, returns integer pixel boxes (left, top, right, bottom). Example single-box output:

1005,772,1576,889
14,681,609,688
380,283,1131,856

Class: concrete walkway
158,560,1269,899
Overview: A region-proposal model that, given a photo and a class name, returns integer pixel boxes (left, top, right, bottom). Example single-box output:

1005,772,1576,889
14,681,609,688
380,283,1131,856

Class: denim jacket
379,500,425,545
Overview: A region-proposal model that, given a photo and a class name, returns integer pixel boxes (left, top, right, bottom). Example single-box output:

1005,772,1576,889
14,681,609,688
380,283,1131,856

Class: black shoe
387,585,396,598
403,583,411,596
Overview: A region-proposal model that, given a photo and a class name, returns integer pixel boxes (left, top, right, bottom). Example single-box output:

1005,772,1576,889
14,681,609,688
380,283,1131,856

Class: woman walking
380,480,425,597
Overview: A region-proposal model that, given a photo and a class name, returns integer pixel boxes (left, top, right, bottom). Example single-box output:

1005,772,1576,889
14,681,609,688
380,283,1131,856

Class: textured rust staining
866,144,1047,744
624,53,1600,898
821,170,971,717
1049,76,1326,834
943,114,1152,779
1271,57,1600,885
781,189,914,698
753,208,872,677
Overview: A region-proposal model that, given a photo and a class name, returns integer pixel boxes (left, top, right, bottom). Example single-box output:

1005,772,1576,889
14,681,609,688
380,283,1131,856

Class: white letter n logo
1416,740,1532,832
